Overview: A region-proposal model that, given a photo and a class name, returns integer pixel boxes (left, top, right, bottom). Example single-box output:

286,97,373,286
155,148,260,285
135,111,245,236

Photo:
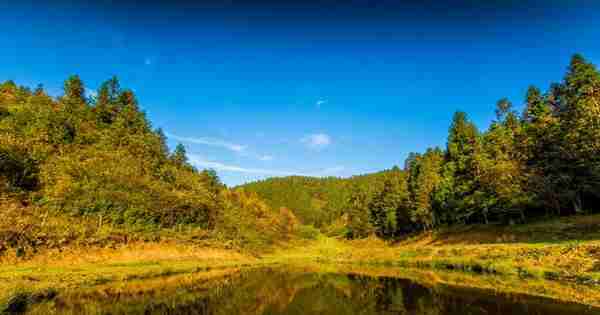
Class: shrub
296,225,320,240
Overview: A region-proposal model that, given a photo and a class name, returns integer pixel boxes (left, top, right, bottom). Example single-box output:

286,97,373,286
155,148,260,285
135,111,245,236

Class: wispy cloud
188,154,301,176
320,166,345,174
85,88,97,99
167,133,247,153
301,133,331,150
316,99,327,108
167,132,274,161
188,154,344,177
259,155,274,161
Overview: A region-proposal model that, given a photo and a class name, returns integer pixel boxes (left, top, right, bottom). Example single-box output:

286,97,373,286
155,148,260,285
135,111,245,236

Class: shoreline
2,235,600,312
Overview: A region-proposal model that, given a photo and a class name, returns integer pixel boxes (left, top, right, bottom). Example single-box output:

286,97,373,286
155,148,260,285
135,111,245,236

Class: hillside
242,54,600,241
238,170,393,228
0,76,302,258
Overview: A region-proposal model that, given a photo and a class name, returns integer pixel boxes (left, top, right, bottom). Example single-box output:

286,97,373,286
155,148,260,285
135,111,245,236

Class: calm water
33,267,600,315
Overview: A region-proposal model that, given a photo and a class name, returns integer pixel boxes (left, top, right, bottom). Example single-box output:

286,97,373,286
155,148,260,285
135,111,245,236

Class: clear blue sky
2,1,600,186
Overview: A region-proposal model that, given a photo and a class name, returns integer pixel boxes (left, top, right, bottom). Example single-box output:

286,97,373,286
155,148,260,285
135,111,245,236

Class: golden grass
2,211,600,311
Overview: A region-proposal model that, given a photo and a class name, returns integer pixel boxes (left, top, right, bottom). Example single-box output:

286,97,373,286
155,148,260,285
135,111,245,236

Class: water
30,267,600,315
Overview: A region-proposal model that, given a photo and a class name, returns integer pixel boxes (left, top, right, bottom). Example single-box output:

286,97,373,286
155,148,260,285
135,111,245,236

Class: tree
520,85,562,215
475,98,531,223
62,75,86,106
155,128,170,158
113,89,149,134
94,76,121,125
345,183,373,239
407,148,444,229
171,143,188,167
556,54,600,213
369,167,410,238
440,111,481,223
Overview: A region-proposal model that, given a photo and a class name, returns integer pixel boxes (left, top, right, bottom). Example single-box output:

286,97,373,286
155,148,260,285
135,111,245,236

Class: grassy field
2,214,600,312
272,215,600,284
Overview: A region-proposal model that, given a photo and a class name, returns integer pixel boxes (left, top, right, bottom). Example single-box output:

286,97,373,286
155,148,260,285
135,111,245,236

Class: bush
0,144,39,192
296,224,320,240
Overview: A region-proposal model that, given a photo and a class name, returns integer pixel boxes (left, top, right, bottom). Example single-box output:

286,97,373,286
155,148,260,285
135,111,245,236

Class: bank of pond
3,266,599,315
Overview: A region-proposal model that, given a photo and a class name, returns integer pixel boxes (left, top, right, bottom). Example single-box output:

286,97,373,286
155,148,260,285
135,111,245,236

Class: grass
1,212,600,312
263,214,600,306
267,215,600,287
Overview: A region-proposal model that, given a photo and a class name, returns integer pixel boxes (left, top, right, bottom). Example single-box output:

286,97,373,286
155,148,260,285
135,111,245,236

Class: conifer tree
171,143,188,167
441,111,481,223
368,166,410,238
557,54,600,212
94,76,121,125
62,75,86,106
408,148,444,229
345,183,372,239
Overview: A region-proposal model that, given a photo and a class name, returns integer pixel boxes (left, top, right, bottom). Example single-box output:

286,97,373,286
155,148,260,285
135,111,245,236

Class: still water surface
36,267,599,315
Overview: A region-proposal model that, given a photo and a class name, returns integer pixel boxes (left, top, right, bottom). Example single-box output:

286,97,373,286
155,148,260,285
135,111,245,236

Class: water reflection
33,267,599,315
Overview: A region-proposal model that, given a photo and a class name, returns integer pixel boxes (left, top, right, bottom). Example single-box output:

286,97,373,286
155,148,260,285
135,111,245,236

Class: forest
1,53,599,251
2,54,600,313
241,54,600,240
0,74,304,253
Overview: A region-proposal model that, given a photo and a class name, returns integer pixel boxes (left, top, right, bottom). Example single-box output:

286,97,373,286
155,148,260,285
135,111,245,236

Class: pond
28,267,600,315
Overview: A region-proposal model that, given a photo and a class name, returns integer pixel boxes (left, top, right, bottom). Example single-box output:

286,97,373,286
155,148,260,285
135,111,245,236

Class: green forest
241,54,600,239
2,54,600,313
0,74,306,252
1,53,599,250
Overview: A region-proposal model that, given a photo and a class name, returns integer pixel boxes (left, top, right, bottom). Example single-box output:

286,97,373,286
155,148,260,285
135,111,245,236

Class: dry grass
265,215,600,306
2,202,599,311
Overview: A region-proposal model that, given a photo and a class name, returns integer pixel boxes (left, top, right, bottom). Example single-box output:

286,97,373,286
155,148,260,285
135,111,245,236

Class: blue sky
2,1,600,186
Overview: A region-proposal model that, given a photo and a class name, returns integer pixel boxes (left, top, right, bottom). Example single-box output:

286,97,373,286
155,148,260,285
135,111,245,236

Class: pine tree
442,111,481,223
94,76,121,125
368,167,410,238
476,98,530,223
62,75,86,106
114,89,149,134
345,183,372,239
171,143,188,167
408,148,444,229
557,54,600,212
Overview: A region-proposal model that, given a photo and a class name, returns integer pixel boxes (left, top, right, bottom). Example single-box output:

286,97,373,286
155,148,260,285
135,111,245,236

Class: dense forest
241,54,600,240
1,54,599,248
0,75,303,251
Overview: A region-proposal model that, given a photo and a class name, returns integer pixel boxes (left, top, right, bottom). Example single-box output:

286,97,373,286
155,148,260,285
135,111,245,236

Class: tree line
0,75,302,249
244,54,600,240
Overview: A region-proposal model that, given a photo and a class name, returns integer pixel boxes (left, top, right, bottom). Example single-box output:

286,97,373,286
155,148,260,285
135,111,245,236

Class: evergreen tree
94,76,121,125
62,75,86,106
408,148,444,229
369,166,410,238
171,143,188,167
441,111,481,223
557,54,600,212
345,183,372,239
155,128,170,158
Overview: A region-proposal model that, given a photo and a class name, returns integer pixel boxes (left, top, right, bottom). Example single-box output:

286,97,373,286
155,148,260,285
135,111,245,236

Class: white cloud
188,154,302,176
188,154,343,178
316,99,327,108
167,133,247,153
167,132,274,161
85,88,97,99
320,166,345,174
259,155,273,161
301,133,331,150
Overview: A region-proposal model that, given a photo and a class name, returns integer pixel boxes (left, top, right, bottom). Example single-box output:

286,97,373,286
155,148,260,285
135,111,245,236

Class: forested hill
0,76,303,253
241,54,600,240
1,54,599,249
238,170,395,228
